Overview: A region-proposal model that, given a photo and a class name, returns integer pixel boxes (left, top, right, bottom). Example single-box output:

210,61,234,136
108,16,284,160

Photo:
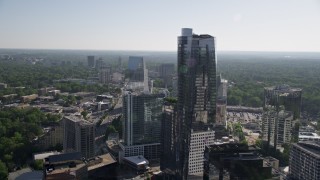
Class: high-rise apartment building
176,28,217,179
289,142,320,180
121,91,164,160
63,116,95,159
262,109,293,148
122,91,163,146
87,56,95,68
95,58,104,70
264,85,302,119
99,66,112,84
262,85,302,149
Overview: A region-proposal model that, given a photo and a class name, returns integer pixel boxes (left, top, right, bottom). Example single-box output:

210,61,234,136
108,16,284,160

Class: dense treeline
0,61,90,88
218,57,320,116
0,107,61,174
0,61,121,97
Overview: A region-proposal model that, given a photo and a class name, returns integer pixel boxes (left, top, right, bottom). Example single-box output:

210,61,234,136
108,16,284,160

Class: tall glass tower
177,28,217,179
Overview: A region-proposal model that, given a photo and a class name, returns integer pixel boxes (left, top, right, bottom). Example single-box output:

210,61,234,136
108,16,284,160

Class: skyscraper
127,56,149,93
177,28,217,179
122,92,163,146
121,91,164,160
128,56,144,71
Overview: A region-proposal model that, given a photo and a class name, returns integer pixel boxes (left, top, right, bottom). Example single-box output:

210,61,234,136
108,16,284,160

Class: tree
31,159,43,170
0,160,8,180
105,125,117,139
81,111,88,119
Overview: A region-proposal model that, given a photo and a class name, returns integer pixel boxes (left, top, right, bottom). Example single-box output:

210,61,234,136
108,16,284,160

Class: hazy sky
0,0,320,51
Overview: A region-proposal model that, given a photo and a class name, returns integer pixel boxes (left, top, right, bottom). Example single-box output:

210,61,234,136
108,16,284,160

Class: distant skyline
0,0,320,52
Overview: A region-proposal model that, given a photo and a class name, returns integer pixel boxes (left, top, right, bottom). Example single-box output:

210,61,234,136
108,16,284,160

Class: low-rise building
44,152,88,180
298,132,320,142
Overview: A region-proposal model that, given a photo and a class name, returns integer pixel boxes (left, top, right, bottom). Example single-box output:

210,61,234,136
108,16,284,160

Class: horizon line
0,47,320,54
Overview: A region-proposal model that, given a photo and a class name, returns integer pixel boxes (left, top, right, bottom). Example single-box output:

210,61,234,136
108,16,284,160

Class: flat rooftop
88,154,116,171
123,156,149,166
34,151,61,160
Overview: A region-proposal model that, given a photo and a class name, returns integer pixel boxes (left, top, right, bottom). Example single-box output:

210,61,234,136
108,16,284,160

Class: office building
128,56,144,70
204,143,272,180
44,152,88,180
118,56,122,67
87,56,95,68
95,57,105,70
188,129,215,176
289,142,320,180
161,104,178,173
217,74,228,104
216,75,228,126
63,116,95,159
159,63,175,87
176,28,217,179
159,63,175,78
127,56,148,83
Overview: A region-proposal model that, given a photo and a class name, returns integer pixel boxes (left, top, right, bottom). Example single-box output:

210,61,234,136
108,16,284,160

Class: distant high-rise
99,66,112,84
216,74,228,126
159,63,175,88
262,85,302,149
128,56,144,70
128,56,148,83
159,63,175,78
118,56,122,67
264,85,302,119
87,56,95,68
63,116,95,159
95,58,104,70
177,28,217,179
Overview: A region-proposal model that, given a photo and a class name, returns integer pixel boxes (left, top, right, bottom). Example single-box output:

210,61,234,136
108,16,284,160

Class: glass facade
122,92,163,146
176,28,217,179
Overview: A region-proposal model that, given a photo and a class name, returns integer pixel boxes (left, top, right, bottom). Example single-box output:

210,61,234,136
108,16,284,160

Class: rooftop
87,153,117,171
294,142,320,158
34,151,61,160
123,156,149,166
299,132,320,139
46,152,82,164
